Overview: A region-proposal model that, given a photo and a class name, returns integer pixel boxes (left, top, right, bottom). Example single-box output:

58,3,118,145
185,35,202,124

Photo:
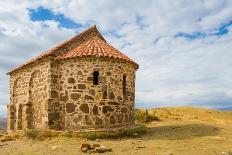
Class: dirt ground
1,107,232,155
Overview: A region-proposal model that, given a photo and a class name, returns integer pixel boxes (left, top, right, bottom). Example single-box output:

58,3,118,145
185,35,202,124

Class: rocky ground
0,107,232,155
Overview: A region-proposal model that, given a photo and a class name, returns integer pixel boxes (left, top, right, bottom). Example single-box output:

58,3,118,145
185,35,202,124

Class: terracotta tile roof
8,25,138,74
58,36,135,63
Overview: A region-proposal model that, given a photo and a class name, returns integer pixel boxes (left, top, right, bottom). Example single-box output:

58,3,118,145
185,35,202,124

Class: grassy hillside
0,107,232,155
147,107,232,123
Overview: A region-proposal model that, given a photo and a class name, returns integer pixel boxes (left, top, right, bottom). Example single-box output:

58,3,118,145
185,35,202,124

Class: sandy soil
1,107,232,155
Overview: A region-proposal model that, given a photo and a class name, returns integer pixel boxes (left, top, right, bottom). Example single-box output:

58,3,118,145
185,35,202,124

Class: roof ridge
8,25,106,74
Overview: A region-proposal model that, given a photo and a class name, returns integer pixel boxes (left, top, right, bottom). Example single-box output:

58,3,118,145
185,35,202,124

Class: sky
1,0,232,117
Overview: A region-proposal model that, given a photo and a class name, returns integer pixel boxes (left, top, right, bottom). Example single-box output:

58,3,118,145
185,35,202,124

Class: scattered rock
95,145,112,153
90,144,100,149
81,143,91,152
80,143,112,153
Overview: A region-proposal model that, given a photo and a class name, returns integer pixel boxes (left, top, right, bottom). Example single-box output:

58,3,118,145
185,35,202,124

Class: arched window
123,75,126,98
93,71,99,85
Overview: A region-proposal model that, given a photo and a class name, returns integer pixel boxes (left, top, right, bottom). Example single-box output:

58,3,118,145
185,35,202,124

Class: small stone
78,84,86,89
71,93,81,101
66,103,75,113
121,107,127,113
110,116,116,124
81,143,90,152
93,105,98,115
108,101,120,105
95,116,103,125
95,146,112,153
68,77,75,83
84,95,94,100
60,94,68,102
90,144,100,149
89,89,95,96
109,91,115,99
77,71,82,75
102,106,113,114
85,115,93,125
51,90,58,98
80,104,89,113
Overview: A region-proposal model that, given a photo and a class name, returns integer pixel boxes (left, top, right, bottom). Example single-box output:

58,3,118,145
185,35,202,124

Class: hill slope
0,107,232,155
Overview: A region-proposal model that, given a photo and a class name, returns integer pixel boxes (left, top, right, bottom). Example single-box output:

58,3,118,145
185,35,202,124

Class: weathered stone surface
108,101,120,105
87,77,93,81
110,116,116,124
78,84,86,89
89,89,95,96
51,90,58,98
77,71,82,75
121,107,127,113
95,116,102,125
80,104,89,113
109,91,115,99
84,95,94,100
85,115,93,125
81,143,90,152
66,103,75,113
103,106,113,114
118,114,123,123
48,112,60,121
60,94,68,102
71,93,81,101
68,77,75,83
93,105,98,115
8,51,137,131
95,146,112,153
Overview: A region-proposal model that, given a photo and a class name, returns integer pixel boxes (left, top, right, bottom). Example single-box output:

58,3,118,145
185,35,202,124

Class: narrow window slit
123,75,126,98
93,71,99,85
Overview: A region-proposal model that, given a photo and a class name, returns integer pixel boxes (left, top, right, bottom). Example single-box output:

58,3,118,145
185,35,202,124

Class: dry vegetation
0,107,232,155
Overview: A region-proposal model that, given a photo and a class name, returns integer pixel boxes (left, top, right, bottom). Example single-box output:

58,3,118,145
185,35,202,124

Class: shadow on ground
144,123,220,140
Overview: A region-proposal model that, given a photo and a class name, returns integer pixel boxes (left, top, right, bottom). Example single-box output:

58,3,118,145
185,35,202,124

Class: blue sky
0,0,232,117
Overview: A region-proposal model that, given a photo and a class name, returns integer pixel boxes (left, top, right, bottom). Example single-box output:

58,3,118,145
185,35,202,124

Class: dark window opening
93,71,99,85
123,75,126,98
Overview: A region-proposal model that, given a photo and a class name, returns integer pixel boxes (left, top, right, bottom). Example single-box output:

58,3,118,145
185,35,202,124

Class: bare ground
1,107,232,155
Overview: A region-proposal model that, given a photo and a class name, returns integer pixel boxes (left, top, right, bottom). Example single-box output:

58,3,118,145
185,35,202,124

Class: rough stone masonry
7,25,139,131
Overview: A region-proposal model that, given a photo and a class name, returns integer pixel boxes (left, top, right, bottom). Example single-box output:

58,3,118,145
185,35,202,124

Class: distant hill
0,118,7,131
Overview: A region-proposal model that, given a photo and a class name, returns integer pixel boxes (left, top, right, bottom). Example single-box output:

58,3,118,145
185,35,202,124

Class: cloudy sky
1,0,232,117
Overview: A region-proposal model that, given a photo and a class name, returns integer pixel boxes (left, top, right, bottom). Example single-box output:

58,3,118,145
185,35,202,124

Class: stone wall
7,59,51,131
7,56,137,131
51,57,137,130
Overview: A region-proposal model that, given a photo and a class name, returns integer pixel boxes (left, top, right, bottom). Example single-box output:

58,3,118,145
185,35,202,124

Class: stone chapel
7,25,139,131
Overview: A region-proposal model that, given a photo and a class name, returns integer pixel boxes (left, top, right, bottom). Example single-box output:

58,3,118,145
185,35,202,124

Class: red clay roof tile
8,25,138,74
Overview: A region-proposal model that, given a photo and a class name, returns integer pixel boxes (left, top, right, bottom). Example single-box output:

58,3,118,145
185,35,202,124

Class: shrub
25,129,39,140
79,125,147,140
135,109,160,123
25,129,58,140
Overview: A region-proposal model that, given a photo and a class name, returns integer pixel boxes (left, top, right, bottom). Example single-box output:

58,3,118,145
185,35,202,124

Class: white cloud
0,0,232,116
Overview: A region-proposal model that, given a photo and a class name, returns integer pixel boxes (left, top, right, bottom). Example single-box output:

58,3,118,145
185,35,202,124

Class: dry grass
79,125,147,140
149,106,232,123
1,107,232,155
25,129,59,140
135,109,160,123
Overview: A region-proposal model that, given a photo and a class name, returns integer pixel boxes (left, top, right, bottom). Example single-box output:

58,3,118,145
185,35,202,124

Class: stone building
7,25,139,131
